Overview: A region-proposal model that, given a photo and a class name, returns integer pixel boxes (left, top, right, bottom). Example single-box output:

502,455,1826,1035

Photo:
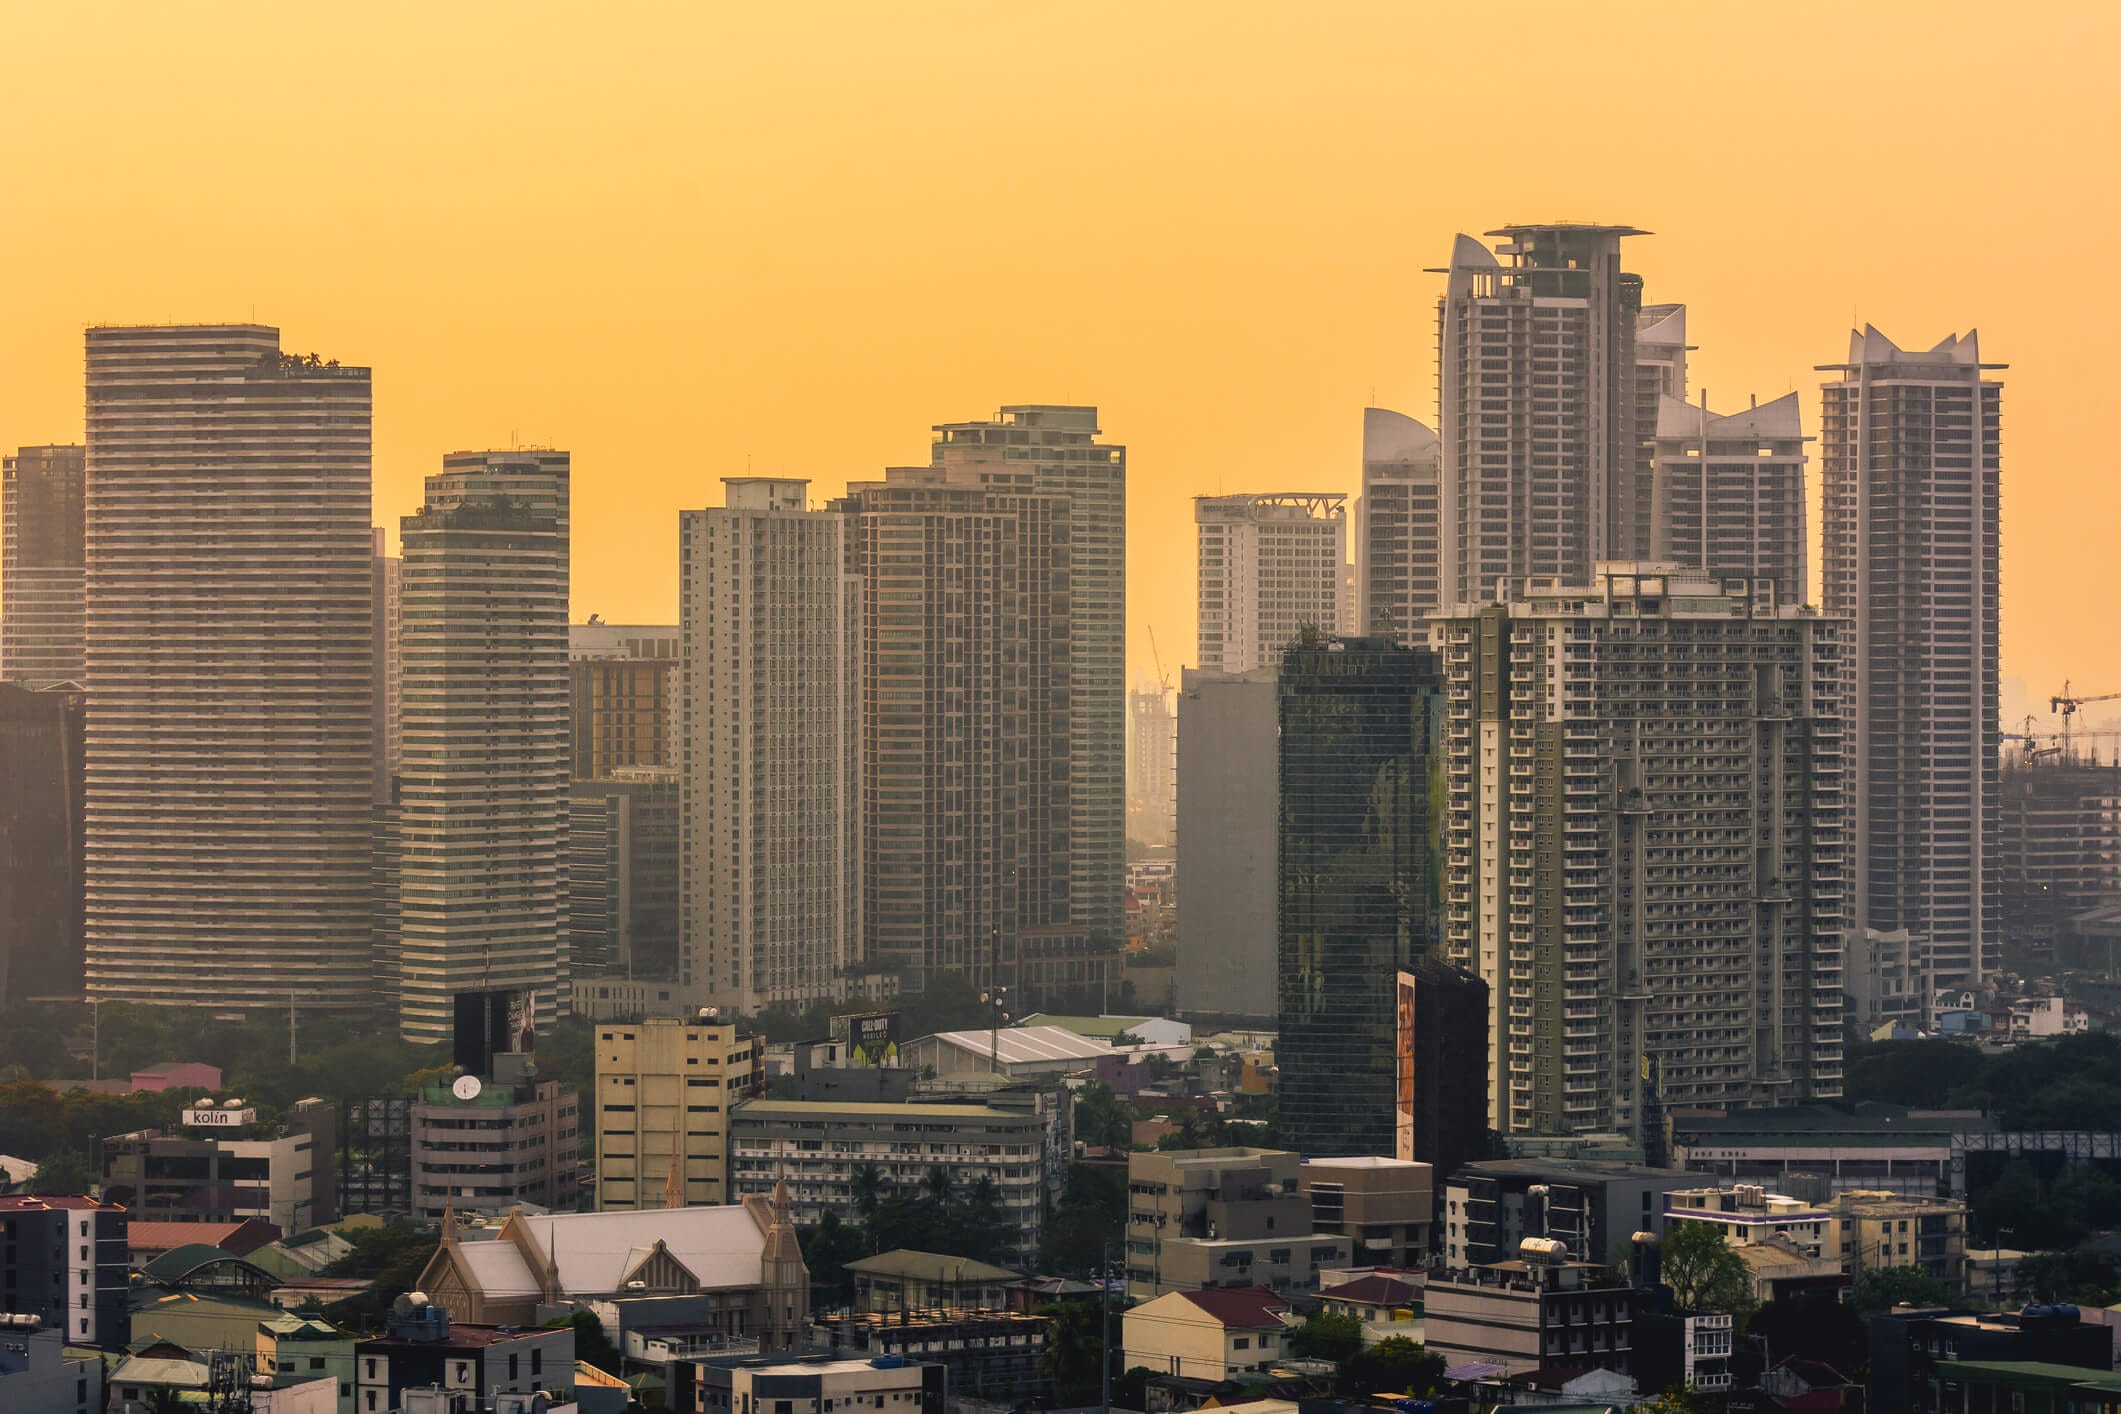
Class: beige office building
1195,493,1348,674
595,1017,758,1210
1356,410,1441,645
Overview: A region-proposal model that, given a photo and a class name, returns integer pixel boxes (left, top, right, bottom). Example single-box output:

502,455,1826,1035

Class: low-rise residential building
1315,1270,1421,1346
101,1098,338,1232
1425,1250,1643,1378
695,1351,944,1414
595,1019,758,1211
1869,1305,2115,1414
0,1319,101,1414
109,1340,214,1410
1301,1157,1433,1266
1122,1286,1293,1382
410,1052,580,1220
1443,1159,1694,1270
1833,1188,1969,1292
354,1298,575,1414
0,1194,129,1347
843,1250,1021,1313
1968,1247,2033,1306
259,1312,357,1414
412,1197,808,1351
1669,1100,1972,1198
1632,1309,1734,1396
1662,1183,1834,1257
2010,995,2091,1042
730,1099,1046,1264
1126,1148,1351,1299
1848,928,1935,1035
1731,1234,1850,1306
810,1307,1050,1404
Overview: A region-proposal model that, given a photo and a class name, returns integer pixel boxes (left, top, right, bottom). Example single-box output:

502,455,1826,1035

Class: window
1233,1336,1250,1349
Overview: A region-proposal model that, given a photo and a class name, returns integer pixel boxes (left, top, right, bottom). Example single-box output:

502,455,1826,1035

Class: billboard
452,990,527,1077
1395,970,1416,1163
832,1011,901,1068
183,1106,256,1128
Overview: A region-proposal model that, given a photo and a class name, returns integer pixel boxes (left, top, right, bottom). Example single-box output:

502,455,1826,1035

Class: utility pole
289,992,298,1066
1100,1237,1113,1414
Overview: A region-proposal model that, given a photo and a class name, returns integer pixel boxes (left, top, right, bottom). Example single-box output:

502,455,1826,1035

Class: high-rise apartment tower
1196,493,1348,674
83,326,375,1007
1821,327,2002,986
397,450,571,1040
1128,685,1175,849
680,478,860,1012
2,444,87,687
1649,392,1808,599
1438,225,1647,607
1356,409,1442,644
1436,564,1846,1140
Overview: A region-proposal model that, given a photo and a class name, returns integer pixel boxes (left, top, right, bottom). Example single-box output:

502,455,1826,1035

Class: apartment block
1196,493,1348,673
1822,326,2003,986
409,1052,581,1220
1300,1156,1434,1267
371,528,401,800
1425,1253,1642,1378
1443,1158,1696,1271
730,1099,1045,1265
569,635,677,779
568,768,680,983
1436,563,1847,1141
595,1018,758,1210
1649,392,1808,599
680,479,860,1012
1,444,86,687
1124,1148,1350,1299
0,682,85,1003
397,450,571,1040
1438,224,1647,607
0,1196,129,1348
1174,666,1278,1023
101,1099,338,1233
1356,408,1442,645
83,326,374,1008
1999,758,2121,953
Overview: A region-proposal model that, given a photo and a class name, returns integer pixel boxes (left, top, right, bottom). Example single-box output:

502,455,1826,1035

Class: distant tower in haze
1127,684,1174,849
83,325,375,1008
1356,408,1441,644
930,407,1125,953
1822,327,2004,987
2,444,87,687
1195,493,1348,674
679,477,860,1012
397,450,571,1039
1649,392,1809,600
1438,224,1648,605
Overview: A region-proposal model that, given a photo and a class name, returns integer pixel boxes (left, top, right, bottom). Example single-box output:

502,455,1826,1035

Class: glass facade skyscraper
1277,636,1443,1159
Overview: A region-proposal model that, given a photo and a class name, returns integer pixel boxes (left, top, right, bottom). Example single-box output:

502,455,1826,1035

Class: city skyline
1,5,2115,721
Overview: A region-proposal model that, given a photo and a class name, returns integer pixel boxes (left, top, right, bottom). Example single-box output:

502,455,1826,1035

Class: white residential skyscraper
83,325,375,1007
679,478,860,1012
1650,392,1808,599
1355,408,1441,644
397,450,571,1040
1436,564,1847,1141
1438,224,1648,607
1822,327,2003,986
1195,493,1348,674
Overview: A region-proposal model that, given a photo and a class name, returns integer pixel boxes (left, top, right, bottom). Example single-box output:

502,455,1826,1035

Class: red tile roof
0,1194,122,1212
1177,1286,1290,1329
1321,1274,1421,1306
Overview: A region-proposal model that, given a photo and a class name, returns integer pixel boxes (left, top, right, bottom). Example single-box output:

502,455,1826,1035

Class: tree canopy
1659,1221,1758,1317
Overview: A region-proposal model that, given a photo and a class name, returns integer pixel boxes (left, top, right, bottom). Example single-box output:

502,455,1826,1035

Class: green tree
1750,1294,1868,1374
1289,1310,1363,1365
802,1210,870,1309
1074,1082,1135,1149
851,1162,885,1225
1851,1264,1953,1313
1112,1365,1151,1410
1638,1389,1710,1414
557,1308,622,1374
24,1148,97,1196
1038,1300,1110,1405
1659,1221,1757,1317
1343,1336,1444,1396
1039,1163,1126,1276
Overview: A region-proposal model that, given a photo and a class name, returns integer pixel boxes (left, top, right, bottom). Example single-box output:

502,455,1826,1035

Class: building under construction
1999,755,2121,957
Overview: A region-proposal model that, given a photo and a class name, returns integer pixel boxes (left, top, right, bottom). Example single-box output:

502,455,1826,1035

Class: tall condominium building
1634,304,1689,533
83,325,375,1007
595,1017,758,1210
1174,666,1278,1023
1822,327,2003,986
1438,224,1647,607
1128,685,1175,848
1435,564,1847,1141
932,407,1125,951
834,461,1098,1003
2,444,87,687
397,450,571,1041
1196,493,1349,674
1999,758,2121,953
1277,637,1443,1160
569,623,678,778
1356,409,1441,645
679,478,860,1012
1649,392,1808,599
0,681,85,1003
371,528,401,800
569,767,681,982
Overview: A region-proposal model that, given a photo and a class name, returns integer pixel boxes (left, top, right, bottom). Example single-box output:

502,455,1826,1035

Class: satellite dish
452,1075,484,1101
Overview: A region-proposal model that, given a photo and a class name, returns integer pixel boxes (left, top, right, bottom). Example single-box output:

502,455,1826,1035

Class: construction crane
1147,625,1173,694
2052,682,2121,760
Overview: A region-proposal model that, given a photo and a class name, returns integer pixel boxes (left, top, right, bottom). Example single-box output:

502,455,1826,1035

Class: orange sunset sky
4,2,2119,722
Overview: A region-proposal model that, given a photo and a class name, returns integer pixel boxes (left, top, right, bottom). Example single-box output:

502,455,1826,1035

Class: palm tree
851,1162,885,1223
922,1164,955,1211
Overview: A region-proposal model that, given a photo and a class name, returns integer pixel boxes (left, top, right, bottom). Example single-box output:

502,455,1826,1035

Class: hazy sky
5,2,2118,715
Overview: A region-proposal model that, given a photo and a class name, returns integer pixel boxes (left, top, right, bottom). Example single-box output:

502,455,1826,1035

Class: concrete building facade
568,768,680,983
408,1054,580,1220
1356,408,1442,644
1822,326,2003,986
1650,392,1808,600
397,450,571,1040
1436,564,1847,1140
1127,685,1174,849
83,326,374,1008
0,1196,129,1347
680,478,860,1013
1124,1148,1351,1299
594,1018,758,1210
1195,492,1349,674
101,1100,337,1234
568,623,678,778
1174,666,1278,1023
0,682,85,1003
1,444,86,687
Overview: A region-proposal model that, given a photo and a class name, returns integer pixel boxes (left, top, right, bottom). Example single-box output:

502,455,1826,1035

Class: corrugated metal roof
923,1025,1110,1066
